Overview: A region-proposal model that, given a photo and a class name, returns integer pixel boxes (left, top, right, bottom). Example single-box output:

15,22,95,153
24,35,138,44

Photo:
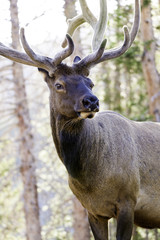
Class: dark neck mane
50,109,86,178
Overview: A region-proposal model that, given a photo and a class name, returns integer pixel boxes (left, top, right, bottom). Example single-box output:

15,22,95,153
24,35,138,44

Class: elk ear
73,56,81,63
38,68,55,82
38,68,49,76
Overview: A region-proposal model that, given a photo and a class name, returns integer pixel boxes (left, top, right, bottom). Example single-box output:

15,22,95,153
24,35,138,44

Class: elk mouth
76,111,96,119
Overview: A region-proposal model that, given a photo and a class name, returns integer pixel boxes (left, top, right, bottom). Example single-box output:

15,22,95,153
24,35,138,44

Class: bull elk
1,0,160,239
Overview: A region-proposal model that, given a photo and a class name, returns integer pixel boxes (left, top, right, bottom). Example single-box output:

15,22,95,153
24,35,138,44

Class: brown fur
40,68,160,240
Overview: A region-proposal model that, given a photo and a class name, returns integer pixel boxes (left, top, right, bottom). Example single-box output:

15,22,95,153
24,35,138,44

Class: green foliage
132,229,143,240
142,0,151,7
0,142,25,240
117,43,142,74
144,39,155,51
156,25,160,30
96,0,151,121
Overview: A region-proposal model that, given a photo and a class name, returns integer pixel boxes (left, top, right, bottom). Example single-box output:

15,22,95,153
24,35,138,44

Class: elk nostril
82,98,92,109
82,96,99,111
95,99,99,107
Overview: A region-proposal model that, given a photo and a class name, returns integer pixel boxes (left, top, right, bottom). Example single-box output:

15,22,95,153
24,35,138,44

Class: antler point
66,33,72,39
101,39,107,48
49,70,55,78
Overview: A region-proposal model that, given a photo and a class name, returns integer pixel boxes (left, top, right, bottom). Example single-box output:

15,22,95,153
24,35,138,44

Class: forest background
0,0,160,239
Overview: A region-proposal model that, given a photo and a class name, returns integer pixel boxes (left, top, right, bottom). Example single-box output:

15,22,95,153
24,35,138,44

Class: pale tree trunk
101,62,112,110
125,70,133,116
114,65,121,111
140,0,160,121
73,197,91,240
63,1,91,239
132,226,141,240
145,229,149,240
9,0,42,239
154,229,158,240
109,219,116,240
113,0,121,112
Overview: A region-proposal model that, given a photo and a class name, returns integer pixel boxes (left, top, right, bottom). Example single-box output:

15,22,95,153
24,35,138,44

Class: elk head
0,0,140,120
38,38,108,120
39,65,100,119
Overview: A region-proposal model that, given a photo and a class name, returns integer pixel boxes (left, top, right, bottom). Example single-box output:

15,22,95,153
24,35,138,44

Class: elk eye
90,83,94,89
55,83,64,90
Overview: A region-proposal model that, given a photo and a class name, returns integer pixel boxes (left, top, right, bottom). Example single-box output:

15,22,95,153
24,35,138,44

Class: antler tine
0,42,39,67
92,0,107,51
62,0,97,48
54,34,74,66
74,39,107,69
61,15,85,48
0,29,74,78
75,26,129,69
79,0,97,28
129,0,140,46
21,29,74,77
20,28,57,77
95,0,140,64
96,25,130,63
62,0,107,51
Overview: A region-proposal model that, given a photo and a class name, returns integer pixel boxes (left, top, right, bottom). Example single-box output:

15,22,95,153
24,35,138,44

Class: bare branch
0,123,18,137
151,91,160,103
25,12,46,27
0,64,12,72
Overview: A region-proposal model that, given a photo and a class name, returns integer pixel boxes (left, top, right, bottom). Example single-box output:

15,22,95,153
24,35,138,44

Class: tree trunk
73,196,91,240
113,0,121,112
145,229,149,240
140,0,160,121
9,0,42,239
63,1,90,239
154,229,158,240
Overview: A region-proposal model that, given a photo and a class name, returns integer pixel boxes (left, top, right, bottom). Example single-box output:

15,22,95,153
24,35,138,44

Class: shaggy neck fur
50,108,95,179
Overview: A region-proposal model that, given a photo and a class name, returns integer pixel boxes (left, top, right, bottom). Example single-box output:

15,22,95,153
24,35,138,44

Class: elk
1,0,160,239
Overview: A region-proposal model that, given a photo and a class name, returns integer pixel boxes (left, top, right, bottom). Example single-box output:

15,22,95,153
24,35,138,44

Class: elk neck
50,108,100,180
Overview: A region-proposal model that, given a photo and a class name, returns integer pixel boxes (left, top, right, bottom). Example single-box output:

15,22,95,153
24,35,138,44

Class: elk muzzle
82,95,99,112
76,94,99,119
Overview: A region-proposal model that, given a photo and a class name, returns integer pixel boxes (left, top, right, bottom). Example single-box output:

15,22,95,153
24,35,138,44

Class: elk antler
73,39,107,70
0,29,74,77
94,0,140,65
62,0,107,51
64,0,140,68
